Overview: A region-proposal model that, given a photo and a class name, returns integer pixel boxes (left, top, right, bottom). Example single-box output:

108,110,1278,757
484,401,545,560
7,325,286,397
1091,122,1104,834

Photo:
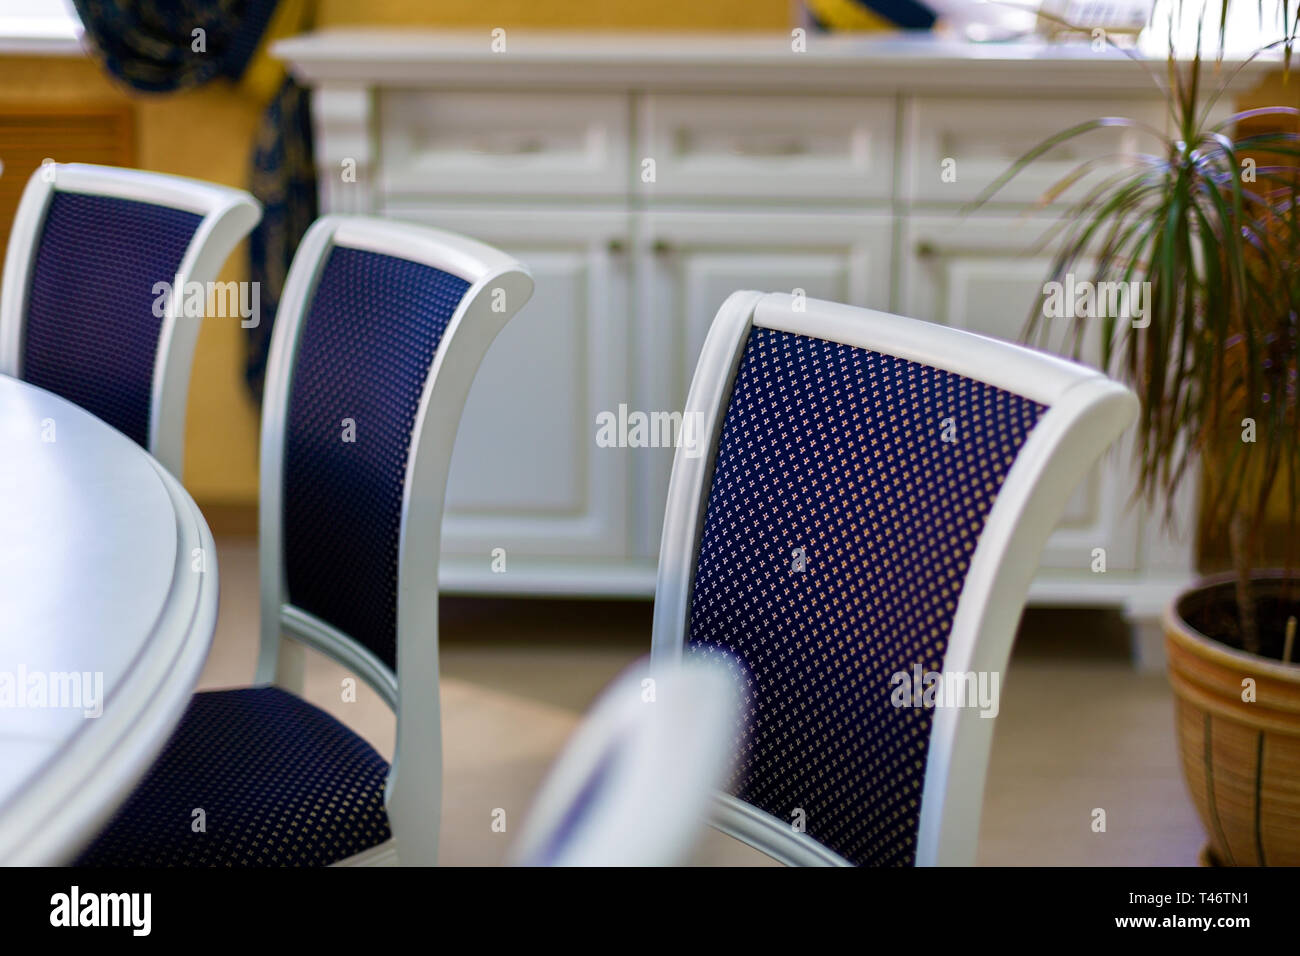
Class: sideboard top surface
274,29,1276,94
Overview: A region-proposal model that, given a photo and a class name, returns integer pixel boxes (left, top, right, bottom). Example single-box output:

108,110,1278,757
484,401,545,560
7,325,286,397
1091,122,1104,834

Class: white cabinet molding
312,85,377,215
275,30,1274,93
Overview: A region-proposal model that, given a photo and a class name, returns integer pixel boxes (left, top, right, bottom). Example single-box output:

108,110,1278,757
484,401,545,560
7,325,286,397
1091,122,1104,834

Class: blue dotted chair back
21,192,204,447
280,245,472,671
685,325,1046,866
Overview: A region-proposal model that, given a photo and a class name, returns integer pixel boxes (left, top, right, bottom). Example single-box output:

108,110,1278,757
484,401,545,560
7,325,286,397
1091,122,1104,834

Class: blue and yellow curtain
805,0,938,30
71,0,316,402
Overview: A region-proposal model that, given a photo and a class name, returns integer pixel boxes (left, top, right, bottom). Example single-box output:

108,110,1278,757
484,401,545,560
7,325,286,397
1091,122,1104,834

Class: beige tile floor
199,536,1208,866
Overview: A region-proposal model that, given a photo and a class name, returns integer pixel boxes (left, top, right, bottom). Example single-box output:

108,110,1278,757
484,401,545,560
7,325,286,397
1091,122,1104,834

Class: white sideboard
274,30,1270,666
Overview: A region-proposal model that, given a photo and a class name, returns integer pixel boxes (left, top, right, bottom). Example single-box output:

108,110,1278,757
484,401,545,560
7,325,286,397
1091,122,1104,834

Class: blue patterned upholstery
21,191,203,447
686,327,1045,866
281,246,471,669
75,687,391,867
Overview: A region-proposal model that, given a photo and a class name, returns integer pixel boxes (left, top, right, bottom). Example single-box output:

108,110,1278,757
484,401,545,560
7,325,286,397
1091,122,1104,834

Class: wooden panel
0,103,135,263
379,90,628,199
1167,624,1300,866
1208,716,1266,865
1261,732,1300,866
639,94,894,201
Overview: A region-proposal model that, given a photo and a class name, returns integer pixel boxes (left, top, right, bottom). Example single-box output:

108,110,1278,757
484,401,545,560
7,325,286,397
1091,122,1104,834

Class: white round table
0,375,218,864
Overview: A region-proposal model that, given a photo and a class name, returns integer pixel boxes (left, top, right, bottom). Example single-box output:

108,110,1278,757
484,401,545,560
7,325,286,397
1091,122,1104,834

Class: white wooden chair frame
509,657,737,867
256,214,533,866
0,162,261,476
650,290,1138,867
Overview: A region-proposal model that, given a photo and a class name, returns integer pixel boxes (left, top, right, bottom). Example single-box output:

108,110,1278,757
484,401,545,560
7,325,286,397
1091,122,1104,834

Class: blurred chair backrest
256,214,533,865
0,162,261,475
510,656,738,867
650,291,1137,866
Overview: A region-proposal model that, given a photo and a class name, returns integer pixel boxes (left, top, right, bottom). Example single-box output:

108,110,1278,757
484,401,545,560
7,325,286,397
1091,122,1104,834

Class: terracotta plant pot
1165,571,1300,866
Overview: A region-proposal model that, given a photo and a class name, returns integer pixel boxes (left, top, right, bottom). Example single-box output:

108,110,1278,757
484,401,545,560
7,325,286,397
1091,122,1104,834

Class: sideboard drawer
638,93,894,201
903,96,1163,206
378,90,629,198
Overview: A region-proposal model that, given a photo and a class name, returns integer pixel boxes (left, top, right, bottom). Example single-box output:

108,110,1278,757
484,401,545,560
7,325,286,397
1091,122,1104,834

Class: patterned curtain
71,0,316,402
246,78,316,399
70,0,278,91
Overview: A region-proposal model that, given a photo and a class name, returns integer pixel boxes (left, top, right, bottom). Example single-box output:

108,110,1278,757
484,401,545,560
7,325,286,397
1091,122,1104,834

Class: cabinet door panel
639,94,894,201
379,90,629,199
446,248,588,516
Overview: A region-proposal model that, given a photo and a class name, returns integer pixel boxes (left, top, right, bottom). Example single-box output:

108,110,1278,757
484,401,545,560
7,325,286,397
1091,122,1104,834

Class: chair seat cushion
75,686,391,867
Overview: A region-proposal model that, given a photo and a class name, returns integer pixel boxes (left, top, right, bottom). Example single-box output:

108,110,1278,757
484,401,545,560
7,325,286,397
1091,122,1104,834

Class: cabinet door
383,206,634,585
637,210,894,558
901,212,1140,572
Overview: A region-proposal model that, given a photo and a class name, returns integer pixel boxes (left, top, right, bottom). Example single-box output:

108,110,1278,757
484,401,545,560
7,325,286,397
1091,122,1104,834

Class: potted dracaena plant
976,4,1300,865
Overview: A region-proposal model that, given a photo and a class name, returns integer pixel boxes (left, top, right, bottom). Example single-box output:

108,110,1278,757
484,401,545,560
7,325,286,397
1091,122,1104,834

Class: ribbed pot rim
1164,570,1300,680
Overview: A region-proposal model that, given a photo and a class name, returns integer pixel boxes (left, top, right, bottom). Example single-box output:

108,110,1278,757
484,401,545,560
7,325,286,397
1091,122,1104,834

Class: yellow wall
317,0,789,30
1214,70,1299,542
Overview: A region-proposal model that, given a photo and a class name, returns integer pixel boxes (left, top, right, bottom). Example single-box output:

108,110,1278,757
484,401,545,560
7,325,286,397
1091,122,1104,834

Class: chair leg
276,637,308,696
